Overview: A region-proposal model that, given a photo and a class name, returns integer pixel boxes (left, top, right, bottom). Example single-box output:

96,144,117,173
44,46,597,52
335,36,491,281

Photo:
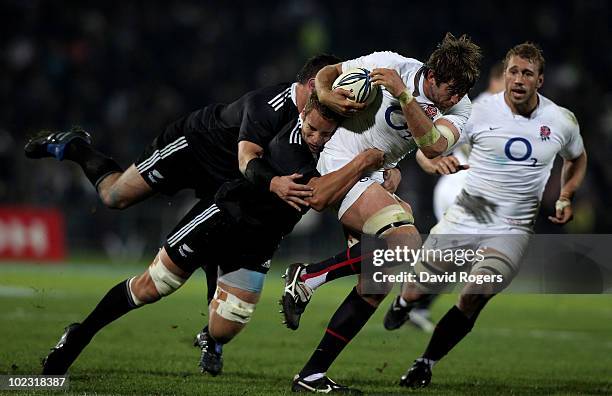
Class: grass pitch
1,261,611,395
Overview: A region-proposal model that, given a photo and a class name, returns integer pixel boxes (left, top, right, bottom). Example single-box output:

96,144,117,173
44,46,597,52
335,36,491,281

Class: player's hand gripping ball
332,68,379,106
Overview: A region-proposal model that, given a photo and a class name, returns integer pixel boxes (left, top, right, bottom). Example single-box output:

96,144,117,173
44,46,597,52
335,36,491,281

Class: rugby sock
299,287,376,378
75,279,140,342
415,294,438,310
65,139,123,188
421,305,473,363
300,244,364,290
203,264,218,305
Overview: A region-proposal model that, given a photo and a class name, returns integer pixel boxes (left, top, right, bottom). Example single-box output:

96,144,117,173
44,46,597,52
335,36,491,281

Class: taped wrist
397,89,414,106
555,198,571,212
244,157,277,189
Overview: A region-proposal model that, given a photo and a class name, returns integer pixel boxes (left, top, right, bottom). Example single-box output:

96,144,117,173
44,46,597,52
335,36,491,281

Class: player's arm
382,166,402,193
305,148,384,212
369,68,459,158
315,64,367,117
238,141,314,210
549,150,587,224
415,150,469,175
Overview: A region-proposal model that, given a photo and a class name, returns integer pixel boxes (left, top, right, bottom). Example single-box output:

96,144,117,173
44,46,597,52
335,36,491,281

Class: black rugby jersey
215,115,319,238
182,83,297,184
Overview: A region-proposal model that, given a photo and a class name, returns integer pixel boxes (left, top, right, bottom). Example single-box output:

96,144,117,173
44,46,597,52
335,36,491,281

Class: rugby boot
25,126,92,161
292,374,362,394
280,263,313,330
193,327,223,376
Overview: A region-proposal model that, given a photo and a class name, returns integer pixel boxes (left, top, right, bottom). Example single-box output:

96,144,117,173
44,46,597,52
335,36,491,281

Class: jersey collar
500,91,544,120
412,66,435,106
291,83,298,107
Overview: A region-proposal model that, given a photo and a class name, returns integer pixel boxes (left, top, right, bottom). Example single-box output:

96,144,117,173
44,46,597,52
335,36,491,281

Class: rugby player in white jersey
403,63,506,333
285,34,483,393
385,43,587,388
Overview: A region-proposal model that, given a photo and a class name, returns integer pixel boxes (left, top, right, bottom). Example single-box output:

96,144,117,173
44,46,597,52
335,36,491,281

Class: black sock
303,243,364,283
64,139,123,189
414,294,438,310
75,279,140,342
421,305,474,362
203,264,218,305
300,287,376,377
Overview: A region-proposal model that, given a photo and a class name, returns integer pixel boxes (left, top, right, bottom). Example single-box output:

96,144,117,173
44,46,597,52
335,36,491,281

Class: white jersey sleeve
558,107,584,160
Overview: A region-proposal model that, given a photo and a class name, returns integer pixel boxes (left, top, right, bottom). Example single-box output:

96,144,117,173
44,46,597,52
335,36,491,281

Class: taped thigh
213,287,256,324
362,204,415,238
148,255,187,297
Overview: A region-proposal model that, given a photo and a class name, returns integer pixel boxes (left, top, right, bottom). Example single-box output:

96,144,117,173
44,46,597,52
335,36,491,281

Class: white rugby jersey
320,51,472,169
462,92,584,223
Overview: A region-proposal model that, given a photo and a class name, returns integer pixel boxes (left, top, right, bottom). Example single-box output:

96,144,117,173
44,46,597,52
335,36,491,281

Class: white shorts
432,171,467,221
427,203,533,268
317,151,384,218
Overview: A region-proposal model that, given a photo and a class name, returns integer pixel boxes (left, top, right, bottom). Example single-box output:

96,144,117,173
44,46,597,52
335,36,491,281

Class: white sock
302,269,327,291
303,372,326,382
398,296,409,307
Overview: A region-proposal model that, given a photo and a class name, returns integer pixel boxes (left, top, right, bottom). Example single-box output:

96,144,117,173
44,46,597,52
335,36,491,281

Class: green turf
0,262,611,395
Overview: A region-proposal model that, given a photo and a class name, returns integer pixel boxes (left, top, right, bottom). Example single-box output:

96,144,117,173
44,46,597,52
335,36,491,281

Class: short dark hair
303,92,343,123
425,32,482,96
490,62,504,80
503,42,545,75
296,54,342,84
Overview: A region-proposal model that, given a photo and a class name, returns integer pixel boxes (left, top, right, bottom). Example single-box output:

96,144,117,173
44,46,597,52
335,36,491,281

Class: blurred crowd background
2,0,611,261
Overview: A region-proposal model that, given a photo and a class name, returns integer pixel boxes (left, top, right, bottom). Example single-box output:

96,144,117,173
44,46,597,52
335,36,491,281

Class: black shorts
163,197,280,274
135,116,218,197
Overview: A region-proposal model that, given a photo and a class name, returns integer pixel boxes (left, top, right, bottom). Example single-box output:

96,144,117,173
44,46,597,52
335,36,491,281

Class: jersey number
504,137,537,166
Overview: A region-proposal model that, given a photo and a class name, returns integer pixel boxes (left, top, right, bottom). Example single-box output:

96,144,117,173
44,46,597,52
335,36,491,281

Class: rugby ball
332,67,378,106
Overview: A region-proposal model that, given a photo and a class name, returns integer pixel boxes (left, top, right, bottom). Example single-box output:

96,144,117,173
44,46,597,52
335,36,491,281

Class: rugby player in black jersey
24,54,364,374
39,93,384,392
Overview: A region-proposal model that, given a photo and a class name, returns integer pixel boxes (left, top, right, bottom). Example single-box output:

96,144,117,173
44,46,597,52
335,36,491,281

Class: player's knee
128,273,160,305
146,254,187,299
213,287,257,324
99,185,131,210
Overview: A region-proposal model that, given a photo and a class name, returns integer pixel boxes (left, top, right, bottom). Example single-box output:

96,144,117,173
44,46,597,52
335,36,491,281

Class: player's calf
97,165,154,210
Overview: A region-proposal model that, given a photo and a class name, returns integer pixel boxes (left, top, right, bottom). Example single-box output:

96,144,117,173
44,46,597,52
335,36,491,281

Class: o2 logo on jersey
385,105,407,130
504,137,538,167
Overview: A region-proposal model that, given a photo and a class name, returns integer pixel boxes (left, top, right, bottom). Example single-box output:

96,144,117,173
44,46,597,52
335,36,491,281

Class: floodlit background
2,1,611,262
1,2,611,394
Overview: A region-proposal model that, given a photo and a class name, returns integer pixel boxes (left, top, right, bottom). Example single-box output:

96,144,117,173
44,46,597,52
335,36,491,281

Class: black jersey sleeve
266,126,319,183
237,85,294,148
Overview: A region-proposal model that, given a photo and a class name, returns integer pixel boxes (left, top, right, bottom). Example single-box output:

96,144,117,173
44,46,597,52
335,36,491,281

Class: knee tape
471,254,517,283
362,204,414,238
214,287,256,324
148,256,186,297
